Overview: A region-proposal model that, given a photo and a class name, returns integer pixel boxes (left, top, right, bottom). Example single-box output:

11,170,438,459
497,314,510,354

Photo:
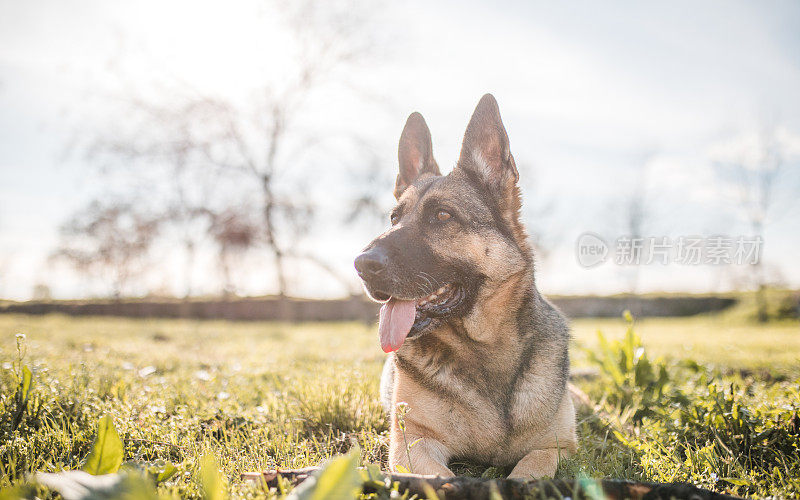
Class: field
1,311,799,498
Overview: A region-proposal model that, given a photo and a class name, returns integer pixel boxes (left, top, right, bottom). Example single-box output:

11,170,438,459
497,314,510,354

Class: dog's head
355,94,532,352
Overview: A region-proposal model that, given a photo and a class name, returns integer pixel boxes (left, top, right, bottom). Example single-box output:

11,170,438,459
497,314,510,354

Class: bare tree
516,163,560,261
82,0,385,298
52,200,160,298
344,144,395,229
31,283,52,301
617,149,656,294
0,211,8,299
713,125,797,321
204,206,260,296
0,255,8,299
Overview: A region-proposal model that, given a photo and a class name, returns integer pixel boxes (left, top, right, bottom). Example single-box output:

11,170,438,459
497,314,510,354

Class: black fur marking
414,176,438,200
501,289,539,429
459,166,520,248
446,321,511,406
447,264,485,318
415,332,456,372
395,351,462,406
514,289,536,339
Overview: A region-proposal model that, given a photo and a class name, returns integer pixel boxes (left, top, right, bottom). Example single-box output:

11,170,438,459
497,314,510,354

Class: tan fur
368,94,577,479
388,277,577,477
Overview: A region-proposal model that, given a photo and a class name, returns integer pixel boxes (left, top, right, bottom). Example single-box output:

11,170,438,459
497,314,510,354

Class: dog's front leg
507,448,561,480
388,430,454,477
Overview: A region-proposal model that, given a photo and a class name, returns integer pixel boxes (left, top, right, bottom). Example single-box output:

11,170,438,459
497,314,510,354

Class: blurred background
1,0,799,320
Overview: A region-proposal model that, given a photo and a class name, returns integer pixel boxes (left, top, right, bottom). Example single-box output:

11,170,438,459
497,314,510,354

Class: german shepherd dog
354,94,576,479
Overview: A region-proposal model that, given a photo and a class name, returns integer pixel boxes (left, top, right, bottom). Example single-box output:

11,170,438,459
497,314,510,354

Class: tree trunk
261,173,287,297
752,220,768,323
756,283,768,323
183,238,195,299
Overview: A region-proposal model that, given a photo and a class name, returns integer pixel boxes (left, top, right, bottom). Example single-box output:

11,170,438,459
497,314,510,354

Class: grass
571,315,800,377
1,312,798,498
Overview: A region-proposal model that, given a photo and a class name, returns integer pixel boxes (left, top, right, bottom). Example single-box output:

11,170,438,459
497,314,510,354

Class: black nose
354,247,388,278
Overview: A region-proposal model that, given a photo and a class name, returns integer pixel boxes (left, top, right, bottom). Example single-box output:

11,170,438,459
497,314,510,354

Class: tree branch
241,468,742,500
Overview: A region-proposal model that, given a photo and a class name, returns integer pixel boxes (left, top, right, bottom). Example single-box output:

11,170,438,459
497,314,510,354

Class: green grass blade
83,415,124,475
20,365,32,402
200,454,226,500
291,449,361,500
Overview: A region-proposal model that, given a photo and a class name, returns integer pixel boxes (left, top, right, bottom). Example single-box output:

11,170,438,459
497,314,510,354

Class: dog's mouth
376,283,464,353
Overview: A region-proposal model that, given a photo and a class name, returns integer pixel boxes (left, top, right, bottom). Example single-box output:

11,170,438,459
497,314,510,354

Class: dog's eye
436,210,452,222
390,212,400,225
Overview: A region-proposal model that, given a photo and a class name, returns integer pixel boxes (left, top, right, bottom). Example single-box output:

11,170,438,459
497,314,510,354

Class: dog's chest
409,380,554,466
394,348,535,457
394,332,565,463
442,398,508,455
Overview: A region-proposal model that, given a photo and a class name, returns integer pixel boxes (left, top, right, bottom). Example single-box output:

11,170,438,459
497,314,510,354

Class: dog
354,94,576,479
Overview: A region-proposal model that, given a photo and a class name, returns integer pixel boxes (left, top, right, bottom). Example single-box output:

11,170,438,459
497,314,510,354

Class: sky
1,0,799,300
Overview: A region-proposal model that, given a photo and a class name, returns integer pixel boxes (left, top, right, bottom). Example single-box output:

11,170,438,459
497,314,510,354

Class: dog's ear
395,112,440,199
457,94,528,251
456,94,519,196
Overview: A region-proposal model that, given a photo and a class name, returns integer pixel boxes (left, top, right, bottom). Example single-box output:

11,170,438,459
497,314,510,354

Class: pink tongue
378,298,417,353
